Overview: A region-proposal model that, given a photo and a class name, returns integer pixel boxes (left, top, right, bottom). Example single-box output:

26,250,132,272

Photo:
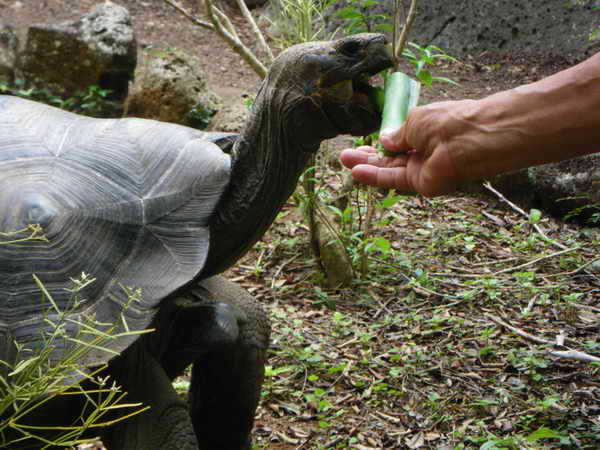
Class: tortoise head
254,33,393,146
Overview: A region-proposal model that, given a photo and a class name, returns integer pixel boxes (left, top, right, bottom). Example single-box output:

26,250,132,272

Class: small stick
202,0,268,78
571,303,600,313
487,314,600,363
549,350,600,363
486,314,555,346
492,246,579,275
235,0,274,63
164,0,213,30
212,5,239,37
360,187,375,276
556,330,566,346
545,258,600,278
394,0,419,67
522,294,538,316
482,181,568,251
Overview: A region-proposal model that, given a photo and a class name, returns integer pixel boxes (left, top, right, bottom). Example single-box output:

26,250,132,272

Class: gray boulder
208,89,251,133
18,1,136,100
126,48,221,128
326,0,599,60
467,155,600,224
0,24,18,84
528,155,600,222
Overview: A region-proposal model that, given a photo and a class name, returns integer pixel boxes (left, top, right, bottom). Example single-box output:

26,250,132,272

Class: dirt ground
2,1,598,449
2,0,575,101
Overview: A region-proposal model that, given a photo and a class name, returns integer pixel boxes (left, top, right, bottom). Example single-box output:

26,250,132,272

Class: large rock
126,48,221,128
0,24,18,84
467,155,600,224
325,0,599,60
18,1,136,100
208,88,251,133
528,155,600,222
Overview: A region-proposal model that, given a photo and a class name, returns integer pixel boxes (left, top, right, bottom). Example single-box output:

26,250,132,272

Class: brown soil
3,2,597,450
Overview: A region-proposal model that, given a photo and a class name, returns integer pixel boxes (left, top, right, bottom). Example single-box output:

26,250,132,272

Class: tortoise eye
338,40,361,57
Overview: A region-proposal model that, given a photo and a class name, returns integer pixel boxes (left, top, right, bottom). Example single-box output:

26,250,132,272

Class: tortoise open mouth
324,74,378,106
321,71,387,136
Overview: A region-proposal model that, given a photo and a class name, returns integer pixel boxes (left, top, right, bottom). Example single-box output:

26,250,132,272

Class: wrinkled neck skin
201,79,338,277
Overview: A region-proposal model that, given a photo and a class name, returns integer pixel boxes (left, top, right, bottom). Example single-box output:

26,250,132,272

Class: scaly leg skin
100,341,199,450
158,276,271,450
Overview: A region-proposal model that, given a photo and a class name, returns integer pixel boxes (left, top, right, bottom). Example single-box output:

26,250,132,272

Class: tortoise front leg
159,276,270,450
190,277,270,450
100,341,198,450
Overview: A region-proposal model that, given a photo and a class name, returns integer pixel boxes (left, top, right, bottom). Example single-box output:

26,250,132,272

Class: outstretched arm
341,52,600,196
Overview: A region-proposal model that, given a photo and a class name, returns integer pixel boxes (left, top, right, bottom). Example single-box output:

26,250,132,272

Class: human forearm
449,52,600,180
340,52,600,197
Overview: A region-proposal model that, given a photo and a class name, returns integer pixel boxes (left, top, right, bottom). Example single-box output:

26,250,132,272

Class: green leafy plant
0,228,148,448
325,188,402,275
401,42,460,87
2,80,120,118
186,103,217,130
269,0,334,46
564,199,600,224
334,0,393,34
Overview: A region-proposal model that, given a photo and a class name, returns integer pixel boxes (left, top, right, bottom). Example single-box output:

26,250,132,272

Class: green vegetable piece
377,72,421,157
380,71,421,134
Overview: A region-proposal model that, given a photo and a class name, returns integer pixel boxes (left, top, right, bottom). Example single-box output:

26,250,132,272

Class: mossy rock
126,48,221,128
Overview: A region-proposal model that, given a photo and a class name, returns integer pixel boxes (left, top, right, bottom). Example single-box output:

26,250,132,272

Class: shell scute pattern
0,96,231,364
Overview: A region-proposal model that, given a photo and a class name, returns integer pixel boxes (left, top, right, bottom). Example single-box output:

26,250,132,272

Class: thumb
379,108,416,152
379,126,408,152
379,105,424,152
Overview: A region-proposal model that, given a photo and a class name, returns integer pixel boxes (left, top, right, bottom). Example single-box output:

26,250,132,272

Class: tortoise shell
0,95,231,366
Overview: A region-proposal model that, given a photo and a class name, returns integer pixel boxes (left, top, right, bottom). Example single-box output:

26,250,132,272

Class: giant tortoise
0,33,392,449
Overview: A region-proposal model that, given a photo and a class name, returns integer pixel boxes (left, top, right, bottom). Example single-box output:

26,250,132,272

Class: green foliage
0,230,147,448
325,189,404,272
186,103,216,130
334,0,393,34
243,95,255,110
402,42,460,88
564,200,600,224
2,79,120,118
269,0,333,47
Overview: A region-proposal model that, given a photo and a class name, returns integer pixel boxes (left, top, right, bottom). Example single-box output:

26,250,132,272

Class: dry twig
492,246,579,275
486,314,600,363
165,0,268,78
393,0,418,68
482,181,568,251
234,0,274,63
548,349,600,363
202,0,268,77
164,0,213,29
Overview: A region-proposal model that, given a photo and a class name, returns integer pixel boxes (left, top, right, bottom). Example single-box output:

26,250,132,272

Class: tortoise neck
202,83,330,276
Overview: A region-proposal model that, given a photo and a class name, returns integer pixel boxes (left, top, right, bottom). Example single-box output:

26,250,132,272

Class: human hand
340,102,467,197
342,51,600,196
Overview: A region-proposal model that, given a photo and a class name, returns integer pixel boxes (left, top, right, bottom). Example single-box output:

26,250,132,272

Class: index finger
340,146,408,170
351,164,414,191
